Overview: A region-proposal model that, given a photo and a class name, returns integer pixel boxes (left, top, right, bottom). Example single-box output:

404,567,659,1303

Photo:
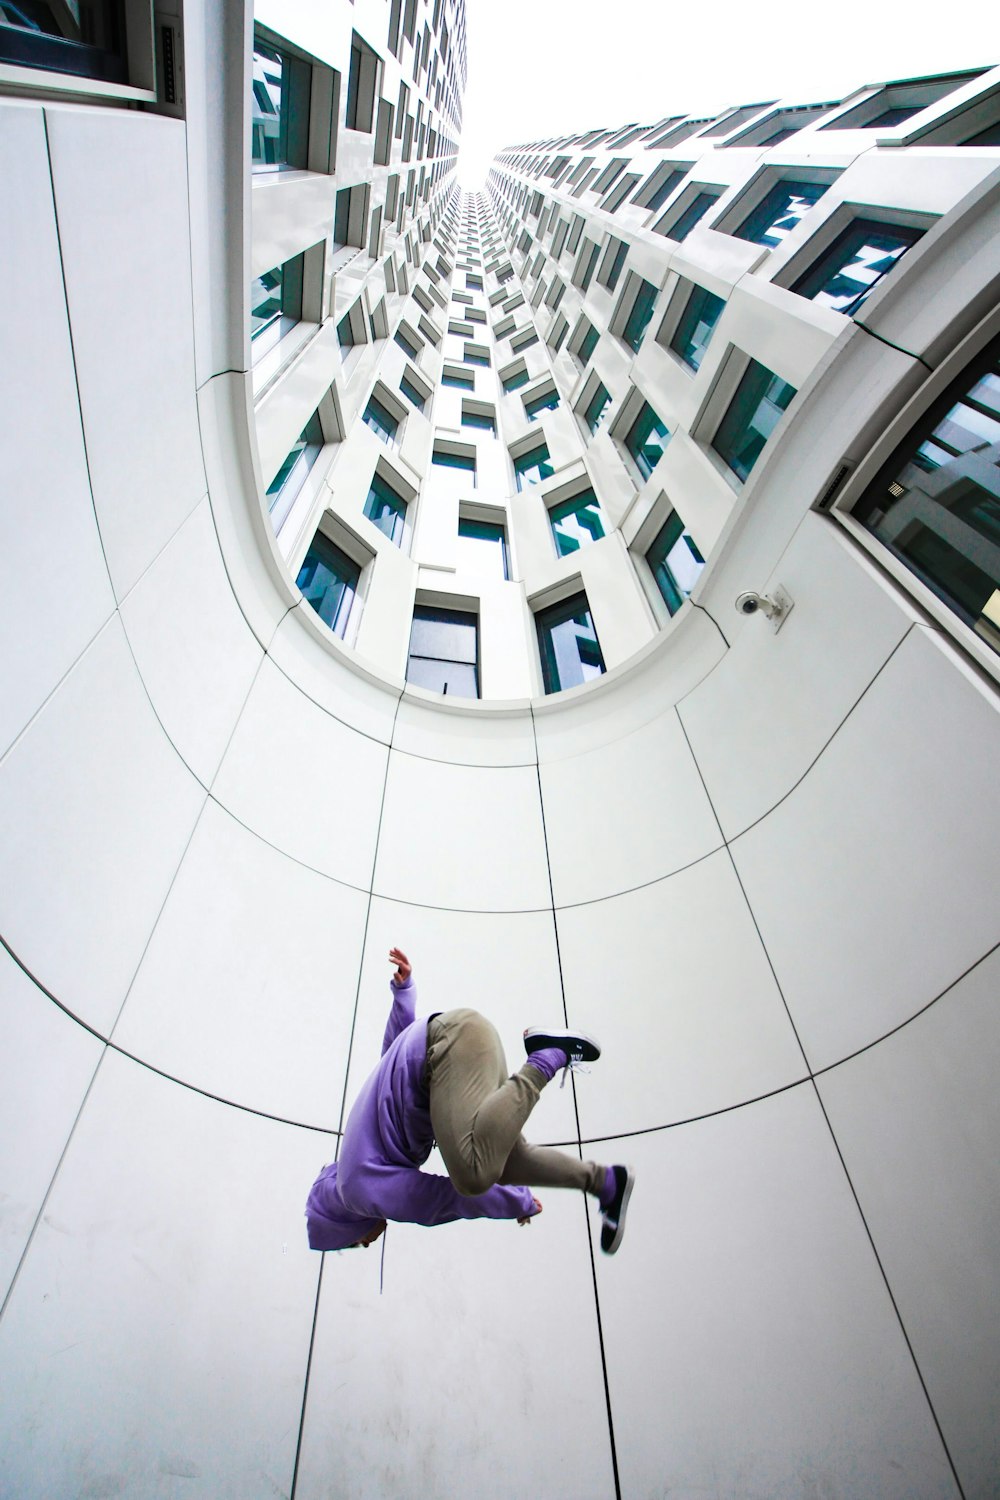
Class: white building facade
2,0,1000,1495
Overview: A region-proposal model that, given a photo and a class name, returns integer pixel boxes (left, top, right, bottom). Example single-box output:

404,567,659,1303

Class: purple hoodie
305,977,535,1249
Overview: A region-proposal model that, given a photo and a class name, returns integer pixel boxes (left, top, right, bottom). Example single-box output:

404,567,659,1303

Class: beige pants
425,1008,605,1199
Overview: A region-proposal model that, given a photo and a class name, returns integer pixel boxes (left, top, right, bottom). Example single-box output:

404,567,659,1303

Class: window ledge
0,62,155,104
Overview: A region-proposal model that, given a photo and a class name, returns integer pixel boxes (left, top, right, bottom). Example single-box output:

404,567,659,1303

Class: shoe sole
602,1166,635,1255
523,1027,601,1063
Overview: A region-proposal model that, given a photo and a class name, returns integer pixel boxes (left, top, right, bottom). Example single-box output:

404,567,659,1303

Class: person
306,948,634,1256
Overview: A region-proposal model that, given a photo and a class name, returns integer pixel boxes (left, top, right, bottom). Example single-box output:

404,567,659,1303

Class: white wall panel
732,627,1000,1071
541,704,721,904
596,1087,959,1500
119,497,264,785
213,655,388,886
0,102,114,756
560,851,807,1138
0,1050,321,1500
0,619,204,1033
374,751,551,911
819,946,1000,1500
0,950,103,1303
113,799,367,1126
45,109,207,600
392,694,537,766
269,603,402,742
680,515,921,837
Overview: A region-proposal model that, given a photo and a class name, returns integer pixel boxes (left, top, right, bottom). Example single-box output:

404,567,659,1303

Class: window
853,339,1000,657
442,367,475,389
346,32,380,132
622,279,659,353
400,374,427,411
502,364,530,393
670,285,725,371
598,238,629,293
394,327,420,358
407,606,479,697
457,518,509,580
583,383,612,434
735,180,829,249
549,490,605,556
364,472,408,544
0,0,128,83
466,274,483,290
660,191,720,242
511,328,539,353
790,219,925,316
252,40,312,171
513,444,554,491
712,361,797,481
250,254,304,358
524,388,560,421
461,406,497,434
296,532,361,638
362,394,400,443
266,412,325,532
536,592,606,694
464,344,490,366
636,165,688,214
577,322,599,365
645,512,705,614
625,402,670,481
432,447,477,485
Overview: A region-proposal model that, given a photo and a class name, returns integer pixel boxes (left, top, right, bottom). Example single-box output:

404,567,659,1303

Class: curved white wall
2,29,999,1500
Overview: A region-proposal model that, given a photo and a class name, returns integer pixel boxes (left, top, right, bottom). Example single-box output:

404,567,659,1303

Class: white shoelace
560,1057,591,1088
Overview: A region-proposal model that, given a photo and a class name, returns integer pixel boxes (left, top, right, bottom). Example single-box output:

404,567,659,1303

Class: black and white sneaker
523,1027,601,1064
600,1165,635,1255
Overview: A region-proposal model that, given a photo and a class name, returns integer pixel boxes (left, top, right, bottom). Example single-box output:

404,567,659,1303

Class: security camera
734,586,793,631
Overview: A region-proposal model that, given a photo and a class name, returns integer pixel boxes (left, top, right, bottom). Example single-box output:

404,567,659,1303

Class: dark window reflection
0,0,126,81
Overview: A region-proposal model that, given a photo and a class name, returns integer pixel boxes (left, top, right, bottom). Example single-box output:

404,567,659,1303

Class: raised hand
389,947,412,984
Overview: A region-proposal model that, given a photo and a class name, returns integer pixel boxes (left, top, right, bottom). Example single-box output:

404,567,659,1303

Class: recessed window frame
533,585,606,695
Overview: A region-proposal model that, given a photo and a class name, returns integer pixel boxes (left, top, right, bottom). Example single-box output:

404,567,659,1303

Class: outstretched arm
382,946,416,1054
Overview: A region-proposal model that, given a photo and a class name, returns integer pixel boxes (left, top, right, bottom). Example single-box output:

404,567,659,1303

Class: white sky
457,0,998,187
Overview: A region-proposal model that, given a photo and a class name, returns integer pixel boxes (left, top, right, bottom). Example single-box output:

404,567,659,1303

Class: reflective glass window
536,592,606,694
461,409,496,433
394,328,419,358
584,384,612,433
0,0,127,81
443,369,474,389
713,361,797,481
622,279,658,353
549,490,605,556
252,43,288,168
464,345,490,366
664,192,719,242
457,518,509,580
296,532,361,637
578,323,599,364
670,285,725,371
407,606,479,697
735,179,828,249
853,340,1000,655
513,444,554,491
645,512,705,614
502,367,530,393
432,448,477,484
266,412,324,532
363,395,399,443
791,218,924,317
399,375,426,411
364,472,408,545
524,389,560,421
625,402,670,481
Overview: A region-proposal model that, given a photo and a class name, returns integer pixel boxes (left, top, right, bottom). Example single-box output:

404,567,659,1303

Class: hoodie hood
305,1161,382,1251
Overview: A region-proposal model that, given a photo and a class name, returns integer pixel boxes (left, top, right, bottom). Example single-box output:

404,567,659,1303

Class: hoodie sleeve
382,976,417,1055
345,1156,535,1226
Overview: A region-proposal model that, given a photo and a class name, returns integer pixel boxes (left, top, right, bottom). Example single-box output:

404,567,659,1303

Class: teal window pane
713,361,797,481
251,267,283,342
853,339,1000,653
646,168,685,213
266,411,324,531
433,448,477,478
549,490,605,556
502,367,530,393
462,410,496,433
578,324,599,363
394,329,419,357
645,512,705,615
524,389,560,420
623,278,658,352
606,239,628,292
296,532,361,637
585,384,612,433
399,376,426,411
536,592,605,694
670,285,725,371
407,606,479,698
625,402,670,481
513,443,553,491
364,472,407,545
251,44,288,168
666,192,718,242
790,218,924,316
464,346,490,366
363,395,399,442
443,370,474,389
458,518,508,579
736,179,828,249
